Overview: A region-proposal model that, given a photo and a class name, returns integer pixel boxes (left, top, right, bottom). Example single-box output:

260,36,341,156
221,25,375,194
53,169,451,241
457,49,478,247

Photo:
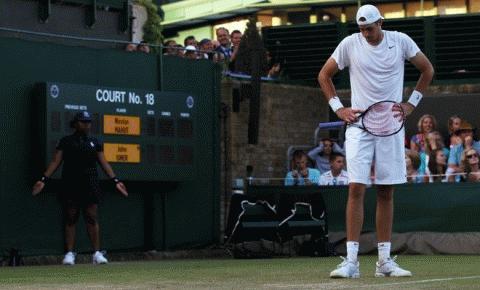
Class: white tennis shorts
345,126,407,185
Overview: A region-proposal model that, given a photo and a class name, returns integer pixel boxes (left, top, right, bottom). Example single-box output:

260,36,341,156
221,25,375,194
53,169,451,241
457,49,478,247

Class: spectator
319,153,349,186
231,30,242,48
212,39,221,50
445,115,462,148
199,38,214,60
175,44,185,57
428,148,448,182
138,41,150,53
184,45,197,60
410,114,437,152
163,40,177,55
418,131,449,180
447,120,480,179
405,150,423,183
215,27,232,59
125,43,137,52
184,35,197,48
308,138,345,174
461,148,480,182
285,150,320,186
229,30,242,71
266,51,282,78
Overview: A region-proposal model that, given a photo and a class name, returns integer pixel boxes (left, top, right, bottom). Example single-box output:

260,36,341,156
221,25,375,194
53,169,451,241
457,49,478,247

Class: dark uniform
56,132,103,206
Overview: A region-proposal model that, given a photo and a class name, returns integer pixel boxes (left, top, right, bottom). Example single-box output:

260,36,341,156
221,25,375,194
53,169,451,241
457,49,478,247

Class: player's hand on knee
336,107,362,123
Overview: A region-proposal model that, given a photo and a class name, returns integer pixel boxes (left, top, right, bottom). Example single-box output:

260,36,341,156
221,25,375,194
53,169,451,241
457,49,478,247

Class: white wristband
407,90,423,107
328,96,344,112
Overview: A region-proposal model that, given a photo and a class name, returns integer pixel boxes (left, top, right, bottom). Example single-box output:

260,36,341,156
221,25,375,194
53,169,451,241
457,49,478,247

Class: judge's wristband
40,175,49,183
111,177,121,184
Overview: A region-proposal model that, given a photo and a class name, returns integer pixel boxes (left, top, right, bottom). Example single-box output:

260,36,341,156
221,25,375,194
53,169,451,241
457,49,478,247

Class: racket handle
318,121,345,130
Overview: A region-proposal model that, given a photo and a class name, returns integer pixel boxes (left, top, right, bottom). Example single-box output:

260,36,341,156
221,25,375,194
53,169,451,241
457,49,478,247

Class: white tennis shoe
62,251,75,265
93,251,108,265
375,256,412,277
330,257,360,278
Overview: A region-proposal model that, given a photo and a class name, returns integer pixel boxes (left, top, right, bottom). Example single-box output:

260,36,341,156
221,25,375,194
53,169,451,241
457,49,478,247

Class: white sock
346,241,359,262
378,242,391,262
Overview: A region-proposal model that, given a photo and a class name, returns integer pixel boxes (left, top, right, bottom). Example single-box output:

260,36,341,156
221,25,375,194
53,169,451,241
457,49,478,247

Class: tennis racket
319,100,405,137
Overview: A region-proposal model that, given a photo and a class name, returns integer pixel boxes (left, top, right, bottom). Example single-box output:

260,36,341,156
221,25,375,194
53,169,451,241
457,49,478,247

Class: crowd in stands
285,114,480,186
128,27,283,79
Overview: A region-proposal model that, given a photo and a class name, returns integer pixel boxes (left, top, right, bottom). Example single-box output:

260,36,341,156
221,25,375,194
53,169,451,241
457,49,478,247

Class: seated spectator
184,35,198,48
184,45,197,60
428,148,448,182
308,138,345,174
445,115,462,149
410,114,437,152
138,41,150,53
447,120,480,180
319,153,348,186
125,43,137,52
418,131,449,179
461,149,480,182
285,150,320,186
163,40,177,55
405,150,423,183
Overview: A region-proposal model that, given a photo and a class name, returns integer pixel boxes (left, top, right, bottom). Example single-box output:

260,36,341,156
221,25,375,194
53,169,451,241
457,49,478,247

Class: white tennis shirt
332,30,420,110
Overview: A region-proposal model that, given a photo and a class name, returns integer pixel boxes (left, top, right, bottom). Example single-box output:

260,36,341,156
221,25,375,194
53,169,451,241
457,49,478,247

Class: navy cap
73,111,92,122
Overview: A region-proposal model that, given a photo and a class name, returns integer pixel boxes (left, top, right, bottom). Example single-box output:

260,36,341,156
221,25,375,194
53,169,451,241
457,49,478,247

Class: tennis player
318,5,434,278
32,111,128,265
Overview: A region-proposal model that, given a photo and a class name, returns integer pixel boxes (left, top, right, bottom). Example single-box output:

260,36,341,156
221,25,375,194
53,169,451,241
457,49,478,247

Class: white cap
356,4,384,25
185,45,196,51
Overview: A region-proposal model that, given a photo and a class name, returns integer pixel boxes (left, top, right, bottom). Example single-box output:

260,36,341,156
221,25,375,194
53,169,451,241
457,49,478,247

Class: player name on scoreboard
103,115,141,163
104,143,140,163
103,115,140,136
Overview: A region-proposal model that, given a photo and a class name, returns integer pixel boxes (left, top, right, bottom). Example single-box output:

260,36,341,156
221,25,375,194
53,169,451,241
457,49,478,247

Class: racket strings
361,102,403,136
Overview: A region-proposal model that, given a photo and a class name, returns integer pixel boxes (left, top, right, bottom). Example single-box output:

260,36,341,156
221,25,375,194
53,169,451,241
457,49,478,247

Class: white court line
360,275,480,288
264,275,480,289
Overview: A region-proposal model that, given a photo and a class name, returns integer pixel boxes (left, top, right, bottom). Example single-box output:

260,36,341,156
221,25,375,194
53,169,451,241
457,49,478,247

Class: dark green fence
0,36,221,255
263,14,480,87
247,182,480,233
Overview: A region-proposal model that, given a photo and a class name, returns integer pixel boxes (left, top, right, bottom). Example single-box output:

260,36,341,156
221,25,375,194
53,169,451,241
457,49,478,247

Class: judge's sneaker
92,251,108,265
62,251,75,265
375,256,412,277
330,257,360,278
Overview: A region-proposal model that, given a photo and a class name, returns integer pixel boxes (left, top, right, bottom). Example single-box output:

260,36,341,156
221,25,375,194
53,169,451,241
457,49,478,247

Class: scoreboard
38,82,197,181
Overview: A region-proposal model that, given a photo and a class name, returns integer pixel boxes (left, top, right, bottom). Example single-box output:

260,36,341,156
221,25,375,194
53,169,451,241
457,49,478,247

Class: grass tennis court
1,255,479,289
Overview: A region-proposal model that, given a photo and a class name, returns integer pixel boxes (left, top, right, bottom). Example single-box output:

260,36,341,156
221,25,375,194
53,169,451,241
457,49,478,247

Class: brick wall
221,80,329,183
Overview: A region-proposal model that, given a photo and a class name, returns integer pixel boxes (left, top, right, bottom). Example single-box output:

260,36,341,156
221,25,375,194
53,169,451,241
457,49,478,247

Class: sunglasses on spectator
466,154,478,159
